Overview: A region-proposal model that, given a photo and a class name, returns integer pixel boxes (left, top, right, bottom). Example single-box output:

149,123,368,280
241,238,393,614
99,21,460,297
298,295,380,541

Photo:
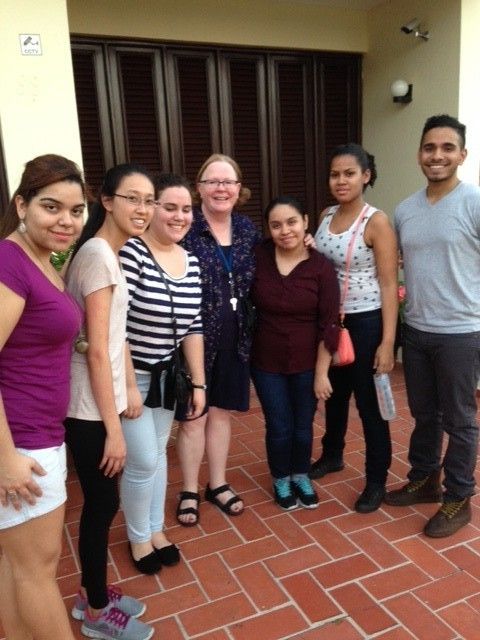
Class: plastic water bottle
374,373,396,421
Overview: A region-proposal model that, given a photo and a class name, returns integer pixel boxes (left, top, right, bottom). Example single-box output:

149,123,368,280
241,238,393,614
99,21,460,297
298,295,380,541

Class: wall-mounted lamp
391,79,413,104
400,18,430,41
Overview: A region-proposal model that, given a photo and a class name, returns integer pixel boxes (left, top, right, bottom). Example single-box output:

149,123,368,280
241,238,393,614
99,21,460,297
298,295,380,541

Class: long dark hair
329,143,377,190
70,163,154,263
0,154,86,239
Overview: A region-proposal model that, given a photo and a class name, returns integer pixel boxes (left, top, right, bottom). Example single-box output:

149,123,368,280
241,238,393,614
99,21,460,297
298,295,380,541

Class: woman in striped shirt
120,174,205,575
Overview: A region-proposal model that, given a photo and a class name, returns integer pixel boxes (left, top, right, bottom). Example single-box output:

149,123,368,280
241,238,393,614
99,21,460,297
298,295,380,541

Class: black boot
309,456,344,479
355,483,385,513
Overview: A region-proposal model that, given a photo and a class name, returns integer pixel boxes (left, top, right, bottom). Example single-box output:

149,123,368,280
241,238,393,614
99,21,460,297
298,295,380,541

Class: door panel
71,45,112,191
116,50,166,173
223,56,267,228
166,51,219,179
272,58,315,215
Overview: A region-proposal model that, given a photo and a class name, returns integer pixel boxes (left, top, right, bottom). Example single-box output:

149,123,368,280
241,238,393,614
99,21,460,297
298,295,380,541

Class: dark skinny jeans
402,324,480,501
321,308,392,485
65,418,120,610
251,368,317,479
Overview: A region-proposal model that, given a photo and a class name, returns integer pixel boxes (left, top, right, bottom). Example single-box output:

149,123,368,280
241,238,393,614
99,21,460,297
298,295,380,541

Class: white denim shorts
0,443,67,530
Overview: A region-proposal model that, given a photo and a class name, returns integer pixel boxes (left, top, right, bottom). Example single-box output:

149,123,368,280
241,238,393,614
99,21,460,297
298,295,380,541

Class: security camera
401,18,420,34
400,18,430,40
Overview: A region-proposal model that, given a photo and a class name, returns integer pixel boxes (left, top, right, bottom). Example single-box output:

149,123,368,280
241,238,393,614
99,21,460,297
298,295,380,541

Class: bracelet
191,383,207,390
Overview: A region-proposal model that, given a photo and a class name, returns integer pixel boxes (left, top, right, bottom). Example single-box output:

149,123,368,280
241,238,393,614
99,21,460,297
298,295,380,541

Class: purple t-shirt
0,240,82,448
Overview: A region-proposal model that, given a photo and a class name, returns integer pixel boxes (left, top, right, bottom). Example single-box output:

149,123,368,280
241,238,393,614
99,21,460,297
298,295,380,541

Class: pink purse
331,205,368,367
332,323,355,366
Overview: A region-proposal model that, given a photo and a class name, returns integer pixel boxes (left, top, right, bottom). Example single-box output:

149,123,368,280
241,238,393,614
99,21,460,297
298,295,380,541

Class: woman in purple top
251,196,339,511
0,154,86,639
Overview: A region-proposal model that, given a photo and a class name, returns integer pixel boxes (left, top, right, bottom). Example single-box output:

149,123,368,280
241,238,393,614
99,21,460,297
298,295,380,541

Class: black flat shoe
129,544,162,575
154,543,180,566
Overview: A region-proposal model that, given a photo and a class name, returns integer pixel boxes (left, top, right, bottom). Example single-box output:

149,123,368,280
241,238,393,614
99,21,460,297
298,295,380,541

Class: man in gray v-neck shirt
384,114,480,538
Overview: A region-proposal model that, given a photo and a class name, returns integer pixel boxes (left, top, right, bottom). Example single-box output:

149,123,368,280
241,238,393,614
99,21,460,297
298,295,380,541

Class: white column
458,0,480,186
458,0,480,390
0,0,83,193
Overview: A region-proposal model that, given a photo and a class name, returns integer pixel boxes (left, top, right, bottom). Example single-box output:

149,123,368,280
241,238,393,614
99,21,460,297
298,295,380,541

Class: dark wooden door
71,39,361,232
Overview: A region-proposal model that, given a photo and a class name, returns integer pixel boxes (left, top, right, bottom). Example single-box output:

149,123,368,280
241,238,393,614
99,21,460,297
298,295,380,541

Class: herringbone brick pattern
3,364,480,639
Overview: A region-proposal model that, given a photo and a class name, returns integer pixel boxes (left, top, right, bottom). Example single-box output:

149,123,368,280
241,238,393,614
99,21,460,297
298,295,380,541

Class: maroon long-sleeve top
251,240,340,374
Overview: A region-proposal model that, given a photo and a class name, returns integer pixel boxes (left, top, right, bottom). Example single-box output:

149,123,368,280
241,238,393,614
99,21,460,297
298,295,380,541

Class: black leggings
65,418,120,610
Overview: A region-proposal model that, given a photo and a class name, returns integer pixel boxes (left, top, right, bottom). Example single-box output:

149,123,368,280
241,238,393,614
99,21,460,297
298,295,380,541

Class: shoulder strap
339,204,369,320
137,237,179,350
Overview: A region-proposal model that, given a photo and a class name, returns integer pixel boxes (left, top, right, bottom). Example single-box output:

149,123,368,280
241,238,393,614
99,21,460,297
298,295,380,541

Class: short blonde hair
195,153,251,206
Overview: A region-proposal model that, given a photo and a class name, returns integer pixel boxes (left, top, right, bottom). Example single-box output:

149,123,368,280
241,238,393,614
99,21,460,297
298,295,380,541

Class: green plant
50,244,75,272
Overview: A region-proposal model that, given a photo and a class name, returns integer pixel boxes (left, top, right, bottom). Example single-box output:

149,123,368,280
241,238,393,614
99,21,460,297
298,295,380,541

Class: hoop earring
17,220,27,234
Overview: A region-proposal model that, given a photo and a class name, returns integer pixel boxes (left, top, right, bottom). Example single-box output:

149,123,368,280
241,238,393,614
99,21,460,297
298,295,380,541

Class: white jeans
0,443,67,530
120,372,174,543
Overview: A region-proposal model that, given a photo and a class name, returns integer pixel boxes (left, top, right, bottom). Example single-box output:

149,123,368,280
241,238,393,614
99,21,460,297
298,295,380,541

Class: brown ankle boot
384,469,442,506
424,498,471,538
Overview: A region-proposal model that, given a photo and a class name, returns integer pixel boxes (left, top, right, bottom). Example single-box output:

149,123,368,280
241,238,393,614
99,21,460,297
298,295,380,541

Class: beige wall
1,0,473,211
0,0,83,195
362,0,462,216
67,0,368,52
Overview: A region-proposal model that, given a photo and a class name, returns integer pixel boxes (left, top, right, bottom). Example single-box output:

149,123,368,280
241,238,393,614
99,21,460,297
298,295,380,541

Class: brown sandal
176,491,200,527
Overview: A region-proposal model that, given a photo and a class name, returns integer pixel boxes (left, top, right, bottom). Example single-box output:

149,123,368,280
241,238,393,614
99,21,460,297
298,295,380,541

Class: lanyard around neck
216,244,233,274
207,224,237,311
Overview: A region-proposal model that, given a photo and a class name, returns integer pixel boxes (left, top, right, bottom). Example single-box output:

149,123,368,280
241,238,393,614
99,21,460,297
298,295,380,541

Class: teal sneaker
291,475,319,509
273,477,298,510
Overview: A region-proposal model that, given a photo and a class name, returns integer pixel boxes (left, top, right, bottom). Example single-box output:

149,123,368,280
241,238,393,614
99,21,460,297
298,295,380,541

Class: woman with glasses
176,154,261,526
65,164,155,640
119,173,204,574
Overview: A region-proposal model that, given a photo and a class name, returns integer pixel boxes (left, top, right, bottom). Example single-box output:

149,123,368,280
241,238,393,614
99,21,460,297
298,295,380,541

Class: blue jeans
120,372,175,543
321,309,391,485
251,368,317,478
403,324,480,500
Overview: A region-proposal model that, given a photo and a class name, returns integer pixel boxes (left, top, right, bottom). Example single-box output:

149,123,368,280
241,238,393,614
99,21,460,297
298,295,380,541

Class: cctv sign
19,34,42,56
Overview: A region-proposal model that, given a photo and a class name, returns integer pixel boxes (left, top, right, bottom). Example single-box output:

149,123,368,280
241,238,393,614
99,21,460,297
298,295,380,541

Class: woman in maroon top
251,196,339,511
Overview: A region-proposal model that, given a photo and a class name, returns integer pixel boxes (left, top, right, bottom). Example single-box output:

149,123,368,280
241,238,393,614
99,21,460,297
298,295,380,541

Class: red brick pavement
2,364,480,639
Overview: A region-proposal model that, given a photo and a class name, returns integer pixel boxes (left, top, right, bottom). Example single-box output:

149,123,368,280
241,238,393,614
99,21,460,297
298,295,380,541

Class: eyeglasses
114,193,156,208
198,179,240,188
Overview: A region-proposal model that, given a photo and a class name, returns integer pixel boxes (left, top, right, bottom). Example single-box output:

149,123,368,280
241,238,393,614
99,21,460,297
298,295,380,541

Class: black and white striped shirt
120,237,202,365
